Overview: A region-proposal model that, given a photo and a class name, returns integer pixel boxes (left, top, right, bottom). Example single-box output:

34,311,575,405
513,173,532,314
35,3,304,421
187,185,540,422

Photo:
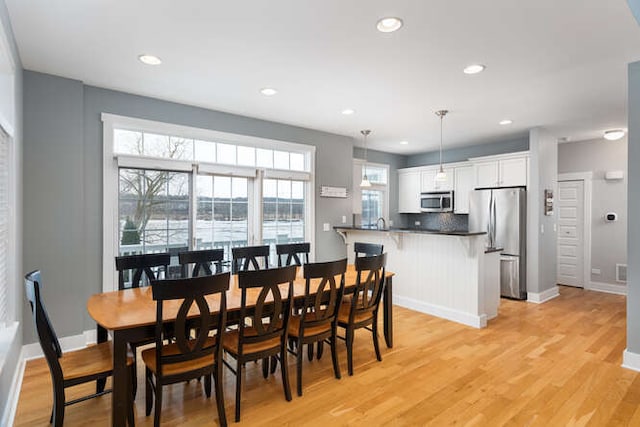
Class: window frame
103,114,315,292
353,159,389,227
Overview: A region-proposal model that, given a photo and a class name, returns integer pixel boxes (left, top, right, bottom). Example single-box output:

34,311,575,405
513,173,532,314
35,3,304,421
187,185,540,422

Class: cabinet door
454,166,474,214
499,157,528,187
475,161,499,188
422,168,454,192
398,171,421,213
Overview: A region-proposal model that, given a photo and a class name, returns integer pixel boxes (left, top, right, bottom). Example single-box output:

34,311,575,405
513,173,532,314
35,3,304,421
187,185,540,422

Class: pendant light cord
439,114,443,170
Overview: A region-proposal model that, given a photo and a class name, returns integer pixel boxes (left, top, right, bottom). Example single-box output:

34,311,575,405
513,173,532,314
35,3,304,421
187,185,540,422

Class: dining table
87,265,395,426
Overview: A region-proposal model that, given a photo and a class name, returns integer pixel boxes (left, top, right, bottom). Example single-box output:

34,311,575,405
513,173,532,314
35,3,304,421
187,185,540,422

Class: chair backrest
236,265,297,354
231,245,270,274
354,242,384,258
24,270,64,381
276,242,310,267
298,259,347,333
348,253,387,321
115,253,170,290
150,273,230,377
179,249,225,277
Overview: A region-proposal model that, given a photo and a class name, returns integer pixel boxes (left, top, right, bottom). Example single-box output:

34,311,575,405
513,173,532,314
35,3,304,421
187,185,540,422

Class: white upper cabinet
472,153,528,188
421,167,453,192
398,170,421,213
454,166,473,214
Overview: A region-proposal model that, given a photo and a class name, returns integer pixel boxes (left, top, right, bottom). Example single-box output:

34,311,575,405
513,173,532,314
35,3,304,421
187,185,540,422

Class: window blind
0,127,9,325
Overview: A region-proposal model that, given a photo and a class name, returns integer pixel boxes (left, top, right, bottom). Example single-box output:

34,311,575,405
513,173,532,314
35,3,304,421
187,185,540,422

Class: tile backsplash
402,213,469,232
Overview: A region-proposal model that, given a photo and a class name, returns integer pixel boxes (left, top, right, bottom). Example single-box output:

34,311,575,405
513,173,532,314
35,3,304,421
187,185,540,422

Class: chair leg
317,341,324,359
213,366,227,427
51,382,65,427
128,367,136,427
270,355,278,374
153,379,162,427
96,377,107,394
280,344,292,402
307,342,314,361
296,340,304,397
145,368,153,417
131,352,138,399
235,360,243,423
262,357,269,379
372,316,382,362
330,332,341,380
204,372,212,398
346,328,355,376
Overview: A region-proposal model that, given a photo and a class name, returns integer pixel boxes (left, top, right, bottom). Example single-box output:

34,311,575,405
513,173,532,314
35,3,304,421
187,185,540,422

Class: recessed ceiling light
376,17,403,33
341,108,355,115
604,129,625,140
399,140,409,145
499,119,513,125
463,64,486,74
138,54,162,65
260,87,278,96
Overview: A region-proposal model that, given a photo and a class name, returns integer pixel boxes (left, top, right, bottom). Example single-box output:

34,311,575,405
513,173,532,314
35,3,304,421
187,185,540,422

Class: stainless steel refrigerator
469,187,527,299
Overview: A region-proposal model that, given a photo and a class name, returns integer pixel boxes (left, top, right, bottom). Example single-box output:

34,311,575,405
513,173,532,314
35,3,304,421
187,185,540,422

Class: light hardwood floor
14,286,639,426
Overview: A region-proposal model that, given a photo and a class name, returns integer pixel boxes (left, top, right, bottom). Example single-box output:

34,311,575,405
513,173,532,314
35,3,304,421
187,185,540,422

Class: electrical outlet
414,220,421,226
592,268,601,275
540,224,544,234
323,223,330,232
553,223,557,232
341,215,347,224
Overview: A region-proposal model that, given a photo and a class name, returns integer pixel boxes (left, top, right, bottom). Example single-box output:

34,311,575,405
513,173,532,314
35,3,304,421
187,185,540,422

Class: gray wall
558,137,628,285
405,137,529,168
353,146,407,227
23,71,356,343
0,0,22,421
627,61,640,354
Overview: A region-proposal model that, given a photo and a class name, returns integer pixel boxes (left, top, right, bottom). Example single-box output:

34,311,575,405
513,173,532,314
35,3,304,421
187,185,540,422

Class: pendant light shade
360,129,372,187
434,110,449,182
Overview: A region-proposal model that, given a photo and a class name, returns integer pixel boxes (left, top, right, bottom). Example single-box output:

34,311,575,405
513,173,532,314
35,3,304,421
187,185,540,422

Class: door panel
493,188,523,256
557,180,584,287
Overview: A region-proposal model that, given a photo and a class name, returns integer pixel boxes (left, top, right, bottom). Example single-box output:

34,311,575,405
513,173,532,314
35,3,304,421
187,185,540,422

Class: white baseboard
586,281,627,296
395,295,487,328
623,349,640,372
527,286,560,304
1,347,25,427
23,329,96,360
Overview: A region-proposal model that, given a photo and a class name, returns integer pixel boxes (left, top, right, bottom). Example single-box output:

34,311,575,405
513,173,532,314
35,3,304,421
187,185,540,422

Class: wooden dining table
87,266,394,426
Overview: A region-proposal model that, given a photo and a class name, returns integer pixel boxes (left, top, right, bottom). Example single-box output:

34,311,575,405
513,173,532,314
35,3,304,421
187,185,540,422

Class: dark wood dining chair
276,242,310,267
115,252,170,290
24,270,135,427
222,265,297,422
287,258,347,396
231,245,270,273
353,242,384,258
337,253,387,376
142,273,229,427
179,248,225,277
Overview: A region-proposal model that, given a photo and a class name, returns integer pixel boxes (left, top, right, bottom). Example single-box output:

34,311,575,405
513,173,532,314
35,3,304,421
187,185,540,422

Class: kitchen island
335,226,500,328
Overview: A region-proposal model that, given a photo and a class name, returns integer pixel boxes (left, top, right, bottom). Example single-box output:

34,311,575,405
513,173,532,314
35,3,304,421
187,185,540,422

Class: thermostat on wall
605,212,618,222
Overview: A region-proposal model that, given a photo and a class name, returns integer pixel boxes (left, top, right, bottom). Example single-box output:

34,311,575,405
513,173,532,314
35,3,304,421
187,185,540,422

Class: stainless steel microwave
420,191,454,212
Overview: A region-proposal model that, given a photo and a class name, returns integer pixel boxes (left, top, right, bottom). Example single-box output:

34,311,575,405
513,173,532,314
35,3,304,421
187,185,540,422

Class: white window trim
353,159,390,223
102,114,315,292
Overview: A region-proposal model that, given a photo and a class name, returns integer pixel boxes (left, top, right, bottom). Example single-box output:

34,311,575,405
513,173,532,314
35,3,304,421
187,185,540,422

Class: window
354,160,389,229
0,128,8,325
103,114,315,291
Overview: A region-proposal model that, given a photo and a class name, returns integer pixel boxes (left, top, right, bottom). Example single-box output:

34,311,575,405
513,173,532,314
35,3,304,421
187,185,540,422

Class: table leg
96,325,107,393
112,330,129,426
383,276,393,348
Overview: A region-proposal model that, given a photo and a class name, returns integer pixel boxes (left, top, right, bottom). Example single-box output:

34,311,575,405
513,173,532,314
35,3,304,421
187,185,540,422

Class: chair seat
337,302,375,325
223,327,282,356
61,342,134,382
287,314,332,338
141,336,217,377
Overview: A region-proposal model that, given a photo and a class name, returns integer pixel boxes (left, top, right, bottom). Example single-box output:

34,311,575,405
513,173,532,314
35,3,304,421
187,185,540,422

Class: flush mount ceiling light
376,17,403,33
138,54,162,65
499,119,513,125
341,108,355,115
360,129,372,188
260,87,278,96
603,129,625,141
399,140,409,145
463,64,486,74
434,110,449,182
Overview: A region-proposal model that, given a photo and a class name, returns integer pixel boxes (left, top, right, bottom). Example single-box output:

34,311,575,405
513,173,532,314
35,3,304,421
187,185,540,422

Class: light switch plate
414,221,421,226
592,268,601,275
341,215,347,224
323,223,330,231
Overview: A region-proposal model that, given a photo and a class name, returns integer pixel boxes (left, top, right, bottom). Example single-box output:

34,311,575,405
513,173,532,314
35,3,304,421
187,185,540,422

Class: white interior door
557,180,584,287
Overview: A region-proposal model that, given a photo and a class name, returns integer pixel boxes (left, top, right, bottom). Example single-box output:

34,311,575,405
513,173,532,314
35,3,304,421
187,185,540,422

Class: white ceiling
6,0,640,154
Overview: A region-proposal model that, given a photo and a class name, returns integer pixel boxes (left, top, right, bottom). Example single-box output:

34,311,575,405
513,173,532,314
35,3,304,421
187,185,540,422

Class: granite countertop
334,226,487,237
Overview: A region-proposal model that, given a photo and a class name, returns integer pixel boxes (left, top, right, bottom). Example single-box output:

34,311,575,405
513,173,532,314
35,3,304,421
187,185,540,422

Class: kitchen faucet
376,217,386,230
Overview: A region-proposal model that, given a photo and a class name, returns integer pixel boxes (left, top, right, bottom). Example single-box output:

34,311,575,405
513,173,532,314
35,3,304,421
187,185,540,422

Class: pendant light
360,129,372,187
434,110,449,182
